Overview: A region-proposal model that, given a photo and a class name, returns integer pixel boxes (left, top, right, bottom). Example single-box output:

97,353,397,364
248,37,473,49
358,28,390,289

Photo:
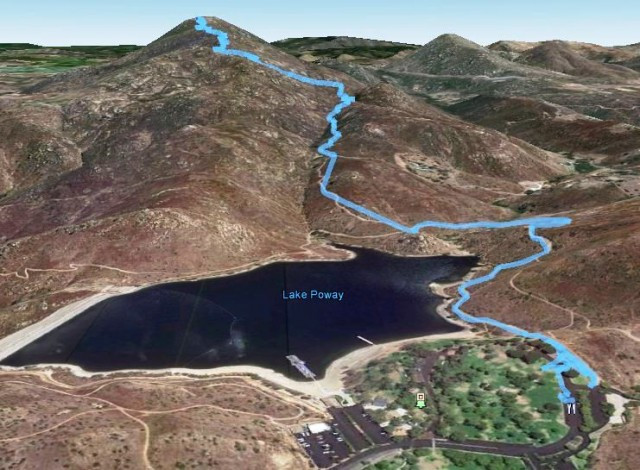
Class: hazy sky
2,0,638,47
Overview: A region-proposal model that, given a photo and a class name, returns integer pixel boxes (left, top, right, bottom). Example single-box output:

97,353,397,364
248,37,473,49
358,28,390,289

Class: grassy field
352,349,436,438
0,44,141,74
570,440,597,470
349,338,568,444
363,448,527,470
432,341,567,444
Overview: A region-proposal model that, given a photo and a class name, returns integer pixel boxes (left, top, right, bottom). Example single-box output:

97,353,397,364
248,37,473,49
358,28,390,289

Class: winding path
510,271,640,342
0,373,320,470
194,17,598,403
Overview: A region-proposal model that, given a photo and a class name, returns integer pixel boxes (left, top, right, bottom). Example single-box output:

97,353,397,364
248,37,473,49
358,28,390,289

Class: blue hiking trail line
194,17,598,403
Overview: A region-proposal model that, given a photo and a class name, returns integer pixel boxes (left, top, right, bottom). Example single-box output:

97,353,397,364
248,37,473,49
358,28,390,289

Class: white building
306,422,331,434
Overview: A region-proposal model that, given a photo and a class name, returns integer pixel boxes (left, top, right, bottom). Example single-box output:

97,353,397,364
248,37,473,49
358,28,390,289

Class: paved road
333,439,533,470
194,20,604,470
334,437,561,470
333,379,611,470
329,408,371,452
342,405,391,445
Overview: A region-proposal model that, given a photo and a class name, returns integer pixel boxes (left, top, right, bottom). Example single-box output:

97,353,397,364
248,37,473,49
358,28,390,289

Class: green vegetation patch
432,341,568,444
0,45,141,73
570,440,598,470
364,448,527,470
56,45,141,56
351,348,437,438
574,160,598,173
272,36,340,50
18,142,62,171
350,338,568,445
576,389,598,432
302,45,416,59
2,56,99,70
0,43,42,51
272,37,418,60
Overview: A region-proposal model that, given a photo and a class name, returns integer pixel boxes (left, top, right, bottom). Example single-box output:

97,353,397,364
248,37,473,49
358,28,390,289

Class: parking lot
295,405,393,468
295,422,352,468
328,407,371,451
343,405,392,445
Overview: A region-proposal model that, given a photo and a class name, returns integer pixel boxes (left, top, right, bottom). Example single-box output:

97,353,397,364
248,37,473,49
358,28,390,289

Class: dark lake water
1,247,476,379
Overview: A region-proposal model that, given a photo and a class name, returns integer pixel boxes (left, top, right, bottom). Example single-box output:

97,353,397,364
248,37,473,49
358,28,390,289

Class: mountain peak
430,33,482,48
386,32,550,77
516,40,639,79
25,16,303,94
488,40,541,53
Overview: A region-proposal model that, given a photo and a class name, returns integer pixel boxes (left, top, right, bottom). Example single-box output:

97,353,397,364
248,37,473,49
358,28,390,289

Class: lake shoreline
0,244,354,362
0,286,140,362
0,277,482,398
0,245,481,394
0,330,478,398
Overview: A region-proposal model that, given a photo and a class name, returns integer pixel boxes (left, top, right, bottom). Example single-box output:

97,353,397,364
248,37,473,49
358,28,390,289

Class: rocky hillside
460,197,640,389
385,34,554,77
0,17,359,336
272,36,418,64
305,83,568,233
1,17,639,469
447,95,640,164
0,18,568,339
515,41,639,80
621,54,640,71
489,39,639,63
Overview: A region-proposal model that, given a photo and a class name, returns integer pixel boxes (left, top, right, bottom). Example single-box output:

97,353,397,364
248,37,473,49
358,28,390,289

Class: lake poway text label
282,290,344,301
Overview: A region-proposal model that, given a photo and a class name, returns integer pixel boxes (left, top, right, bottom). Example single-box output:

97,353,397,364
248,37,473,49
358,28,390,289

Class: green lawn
570,441,597,470
351,349,436,437
432,342,568,444
364,448,527,470
350,339,568,445
0,45,141,74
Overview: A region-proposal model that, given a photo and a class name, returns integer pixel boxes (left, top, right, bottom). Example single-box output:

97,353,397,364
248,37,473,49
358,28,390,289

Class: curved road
334,382,609,470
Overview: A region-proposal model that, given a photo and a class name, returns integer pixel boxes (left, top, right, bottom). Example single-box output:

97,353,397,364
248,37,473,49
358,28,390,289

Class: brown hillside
386,34,553,77
0,17,361,336
516,41,639,80
441,197,640,399
305,83,567,232
447,95,640,162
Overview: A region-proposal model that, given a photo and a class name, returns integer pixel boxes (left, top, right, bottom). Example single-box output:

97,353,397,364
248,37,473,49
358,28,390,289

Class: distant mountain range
0,18,639,469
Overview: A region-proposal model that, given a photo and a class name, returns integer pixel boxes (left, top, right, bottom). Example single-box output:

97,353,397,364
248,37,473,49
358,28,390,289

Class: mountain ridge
385,33,559,77
516,40,639,79
0,17,639,469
